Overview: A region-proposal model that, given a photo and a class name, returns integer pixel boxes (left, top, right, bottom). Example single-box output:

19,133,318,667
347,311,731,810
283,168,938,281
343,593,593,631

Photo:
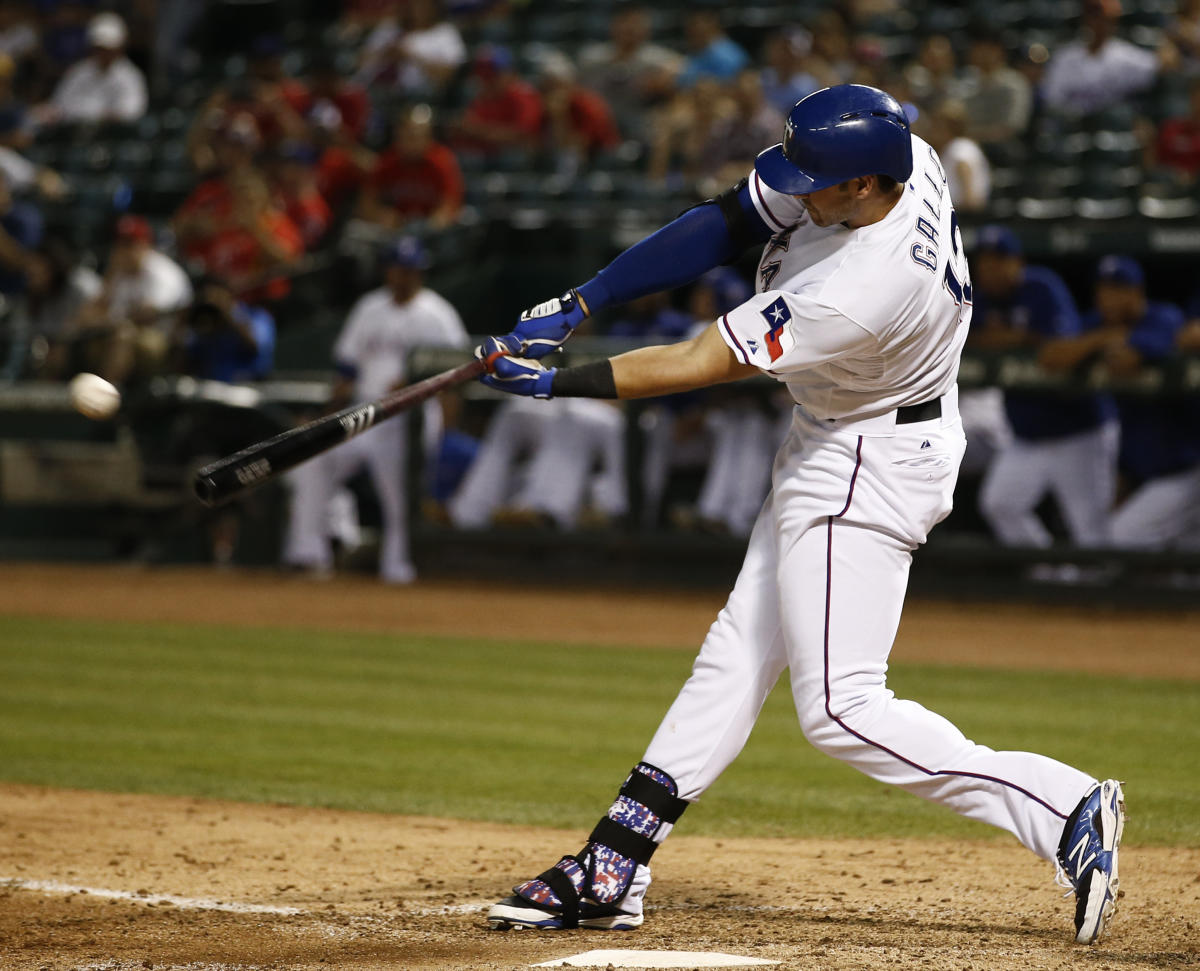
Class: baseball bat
193,358,487,507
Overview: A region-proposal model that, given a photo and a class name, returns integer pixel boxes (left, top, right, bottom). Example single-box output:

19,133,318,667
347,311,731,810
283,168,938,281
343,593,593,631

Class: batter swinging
476,85,1123,945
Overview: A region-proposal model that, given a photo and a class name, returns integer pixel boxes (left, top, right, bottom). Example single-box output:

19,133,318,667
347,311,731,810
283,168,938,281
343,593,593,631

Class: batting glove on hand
501,289,588,359
477,336,556,398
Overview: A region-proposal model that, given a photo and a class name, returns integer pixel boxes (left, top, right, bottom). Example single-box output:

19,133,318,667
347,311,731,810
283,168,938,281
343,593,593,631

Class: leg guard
513,762,687,928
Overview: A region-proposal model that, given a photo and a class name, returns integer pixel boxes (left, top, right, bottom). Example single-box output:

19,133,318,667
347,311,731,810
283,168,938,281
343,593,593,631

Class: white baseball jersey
720,135,971,422
334,286,468,401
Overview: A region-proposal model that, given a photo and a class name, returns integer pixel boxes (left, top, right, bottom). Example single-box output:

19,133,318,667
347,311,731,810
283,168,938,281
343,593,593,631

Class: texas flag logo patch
759,296,792,362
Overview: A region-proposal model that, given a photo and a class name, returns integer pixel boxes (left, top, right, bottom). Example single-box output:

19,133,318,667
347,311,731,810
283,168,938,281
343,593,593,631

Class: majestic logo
920,440,931,449
339,404,376,439
746,338,759,354
759,296,792,362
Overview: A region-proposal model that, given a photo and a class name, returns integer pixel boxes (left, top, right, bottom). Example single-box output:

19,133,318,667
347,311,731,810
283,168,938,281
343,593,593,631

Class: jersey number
943,209,972,316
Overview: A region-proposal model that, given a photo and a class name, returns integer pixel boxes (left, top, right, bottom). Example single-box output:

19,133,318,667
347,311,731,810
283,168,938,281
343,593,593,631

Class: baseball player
282,237,467,582
474,85,1124,944
1039,256,1199,549
970,226,1119,549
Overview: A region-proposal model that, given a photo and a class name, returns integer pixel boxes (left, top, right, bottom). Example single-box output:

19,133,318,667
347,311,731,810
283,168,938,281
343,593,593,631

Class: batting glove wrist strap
507,288,589,359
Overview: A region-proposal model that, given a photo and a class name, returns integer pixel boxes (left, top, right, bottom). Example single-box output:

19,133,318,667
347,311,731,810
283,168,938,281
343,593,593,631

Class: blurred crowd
0,0,1196,573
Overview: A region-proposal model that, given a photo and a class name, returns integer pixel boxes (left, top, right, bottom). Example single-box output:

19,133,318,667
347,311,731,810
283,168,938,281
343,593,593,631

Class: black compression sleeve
551,359,618,399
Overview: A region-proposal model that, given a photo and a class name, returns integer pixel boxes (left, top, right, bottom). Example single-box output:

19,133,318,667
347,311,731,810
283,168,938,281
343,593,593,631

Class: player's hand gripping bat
194,350,505,507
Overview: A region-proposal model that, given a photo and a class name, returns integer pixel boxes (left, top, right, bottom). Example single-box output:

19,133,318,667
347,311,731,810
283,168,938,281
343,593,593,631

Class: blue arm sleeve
576,181,772,313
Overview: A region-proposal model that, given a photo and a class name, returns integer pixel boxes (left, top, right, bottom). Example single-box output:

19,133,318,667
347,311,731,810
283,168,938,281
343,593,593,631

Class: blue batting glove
499,289,588,360
476,337,556,398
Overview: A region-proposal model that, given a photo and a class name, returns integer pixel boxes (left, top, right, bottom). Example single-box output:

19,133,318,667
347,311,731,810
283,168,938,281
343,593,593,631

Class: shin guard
514,762,687,926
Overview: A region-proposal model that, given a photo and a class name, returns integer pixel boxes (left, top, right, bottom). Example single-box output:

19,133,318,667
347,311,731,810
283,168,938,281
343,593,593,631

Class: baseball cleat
486,895,642,931
1057,779,1125,944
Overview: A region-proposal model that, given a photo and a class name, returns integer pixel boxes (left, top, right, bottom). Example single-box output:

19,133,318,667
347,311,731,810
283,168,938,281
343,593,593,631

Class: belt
895,398,942,424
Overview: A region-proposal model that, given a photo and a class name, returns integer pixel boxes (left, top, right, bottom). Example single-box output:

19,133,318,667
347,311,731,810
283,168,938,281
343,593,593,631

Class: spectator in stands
1037,256,1197,550
537,52,620,175
452,45,543,157
2,236,100,380
1154,78,1200,183
807,9,857,84
1040,0,1177,118
0,52,31,152
299,52,370,144
760,30,821,116
903,35,966,110
963,34,1033,146
283,237,467,583
577,5,681,135
0,5,38,73
175,276,275,383
170,275,278,566
0,141,65,202
358,103,463,230
1169,0,1200,74
36,13,147,126
74,215,193,385
696,69,784,193
971,227,1118,549
646,77,732,186
175,165,303,303
923,100,990,212
357,0,466,97
0,168,41,296
269,142,333,249
676,12,750,89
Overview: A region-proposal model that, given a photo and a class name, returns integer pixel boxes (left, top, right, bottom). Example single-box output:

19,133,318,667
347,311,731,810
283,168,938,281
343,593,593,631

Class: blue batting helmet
754,84,913,195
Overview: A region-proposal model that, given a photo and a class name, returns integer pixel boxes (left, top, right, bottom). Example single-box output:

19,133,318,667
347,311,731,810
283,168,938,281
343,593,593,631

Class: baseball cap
114,214,152,244
1095,254,1143,287
382,236,430,269
975,224,1022,256
88,13,127,50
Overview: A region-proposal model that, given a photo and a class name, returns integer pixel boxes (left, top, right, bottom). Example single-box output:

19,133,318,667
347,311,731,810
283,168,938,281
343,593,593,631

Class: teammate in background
473,85,1124,944
1039,256,1199,549
970,227,1118,549
283,237,467,583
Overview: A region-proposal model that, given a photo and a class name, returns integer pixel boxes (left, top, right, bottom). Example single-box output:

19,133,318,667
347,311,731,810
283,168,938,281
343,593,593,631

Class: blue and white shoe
1057,779,1125,944
486,894,643,931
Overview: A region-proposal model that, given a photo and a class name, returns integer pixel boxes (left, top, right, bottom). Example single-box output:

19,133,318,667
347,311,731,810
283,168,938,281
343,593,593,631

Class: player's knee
796,684,887,758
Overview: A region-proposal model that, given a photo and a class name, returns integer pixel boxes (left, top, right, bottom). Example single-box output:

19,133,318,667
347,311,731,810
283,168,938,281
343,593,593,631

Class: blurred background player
283,237,466,583
1038,256,1199,549
971,226,1118,548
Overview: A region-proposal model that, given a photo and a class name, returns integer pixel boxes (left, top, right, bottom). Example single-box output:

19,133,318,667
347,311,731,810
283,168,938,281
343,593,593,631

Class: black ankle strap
536,857,582,929
621,768,688,823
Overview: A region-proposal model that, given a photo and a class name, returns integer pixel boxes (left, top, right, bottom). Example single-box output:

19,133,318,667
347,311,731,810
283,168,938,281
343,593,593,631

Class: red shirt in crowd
564,88,620,154
293,83,371,141
281,187,333,248
1158,117,1200,176
175,179,303,301
462,79,544,150
371,143,464,219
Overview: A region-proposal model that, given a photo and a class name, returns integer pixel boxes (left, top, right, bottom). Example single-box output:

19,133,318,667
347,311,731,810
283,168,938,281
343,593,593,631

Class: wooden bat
193,358,487,507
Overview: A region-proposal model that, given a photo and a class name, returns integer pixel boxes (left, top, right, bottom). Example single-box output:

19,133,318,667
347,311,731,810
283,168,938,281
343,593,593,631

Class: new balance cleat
486,894,642,931
1057,779,1125,944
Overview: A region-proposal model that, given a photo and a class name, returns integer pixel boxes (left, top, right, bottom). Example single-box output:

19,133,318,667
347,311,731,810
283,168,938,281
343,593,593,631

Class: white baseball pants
282,419,413,583
642,390,1095,864
1110,462,1200,549
978,422,1119,548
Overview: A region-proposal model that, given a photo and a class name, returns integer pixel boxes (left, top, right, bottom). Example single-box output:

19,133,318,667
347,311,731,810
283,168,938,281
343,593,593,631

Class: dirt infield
1,564,1199,970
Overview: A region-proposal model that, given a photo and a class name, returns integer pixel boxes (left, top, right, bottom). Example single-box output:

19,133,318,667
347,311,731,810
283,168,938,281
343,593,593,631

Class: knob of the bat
476,335,518,372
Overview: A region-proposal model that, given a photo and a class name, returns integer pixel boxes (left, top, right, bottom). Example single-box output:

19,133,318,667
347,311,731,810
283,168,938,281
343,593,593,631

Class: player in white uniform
283,238,467,582
472,86,1124,944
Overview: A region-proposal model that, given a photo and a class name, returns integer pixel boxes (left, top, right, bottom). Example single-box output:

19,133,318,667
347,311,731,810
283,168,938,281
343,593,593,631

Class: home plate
532,950,780,968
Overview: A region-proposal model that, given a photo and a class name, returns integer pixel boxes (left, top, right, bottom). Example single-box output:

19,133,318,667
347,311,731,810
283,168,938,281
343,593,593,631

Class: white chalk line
1,877,304,915
2,875,499,921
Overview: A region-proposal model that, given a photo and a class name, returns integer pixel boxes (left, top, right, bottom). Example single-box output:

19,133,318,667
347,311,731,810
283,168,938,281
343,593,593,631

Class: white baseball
68,372,122,420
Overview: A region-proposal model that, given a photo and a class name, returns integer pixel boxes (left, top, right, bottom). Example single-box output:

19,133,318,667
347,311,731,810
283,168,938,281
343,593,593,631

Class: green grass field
1,615,1196,846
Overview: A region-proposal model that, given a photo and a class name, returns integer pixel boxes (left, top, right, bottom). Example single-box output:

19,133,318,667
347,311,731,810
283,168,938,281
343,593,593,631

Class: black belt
895,398,942,424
